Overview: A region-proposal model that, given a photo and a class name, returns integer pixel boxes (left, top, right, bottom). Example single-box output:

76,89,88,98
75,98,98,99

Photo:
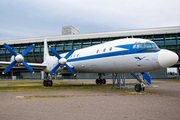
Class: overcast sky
0,0,180,40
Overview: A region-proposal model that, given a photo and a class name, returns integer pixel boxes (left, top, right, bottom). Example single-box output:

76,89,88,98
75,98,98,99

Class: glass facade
0,33,180,63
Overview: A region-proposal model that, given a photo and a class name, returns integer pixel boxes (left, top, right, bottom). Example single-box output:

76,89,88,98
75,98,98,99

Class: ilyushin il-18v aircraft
0,38,179,92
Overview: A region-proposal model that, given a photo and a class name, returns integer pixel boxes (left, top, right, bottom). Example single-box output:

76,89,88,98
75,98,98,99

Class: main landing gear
43,73,53,87
96,73,106,85
43,79,53,87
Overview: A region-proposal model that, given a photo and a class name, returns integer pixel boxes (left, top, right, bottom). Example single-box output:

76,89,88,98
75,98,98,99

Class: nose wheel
134,84,145,92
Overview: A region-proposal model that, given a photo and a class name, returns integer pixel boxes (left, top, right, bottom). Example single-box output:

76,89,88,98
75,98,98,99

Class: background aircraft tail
44,38,50,62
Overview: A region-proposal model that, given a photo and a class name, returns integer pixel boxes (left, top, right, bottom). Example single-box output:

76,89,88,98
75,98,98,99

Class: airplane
0,38,179,92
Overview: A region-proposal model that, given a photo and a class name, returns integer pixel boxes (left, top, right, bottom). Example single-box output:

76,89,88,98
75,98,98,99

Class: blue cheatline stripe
67,49,160,63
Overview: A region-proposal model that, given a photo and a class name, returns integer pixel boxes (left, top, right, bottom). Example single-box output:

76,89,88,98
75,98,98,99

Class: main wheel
102,79,106,84
43,80,48,87
134,84,141,92
48,80,53,87
96,79,99,84
99,79,103,85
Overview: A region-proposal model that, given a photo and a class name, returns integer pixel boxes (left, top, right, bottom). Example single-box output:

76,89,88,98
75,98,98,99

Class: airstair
131,72,151,92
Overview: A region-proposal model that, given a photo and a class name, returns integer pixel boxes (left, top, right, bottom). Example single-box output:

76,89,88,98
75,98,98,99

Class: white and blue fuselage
44,38,178,74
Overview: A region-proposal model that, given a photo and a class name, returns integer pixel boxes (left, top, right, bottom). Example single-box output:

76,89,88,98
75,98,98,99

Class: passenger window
77,54,79,57
141,44,145,48
103,48,106,52
74,55,76,57
96,50,99,53
109,47,112,51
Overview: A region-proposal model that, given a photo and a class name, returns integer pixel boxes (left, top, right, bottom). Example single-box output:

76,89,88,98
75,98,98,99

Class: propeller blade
21,60,34,73
49,46,61,59
65,63,76,76
21,44,35,56
3,43,17,56
2,60,17,74
64,48,75,59
49,63,61,76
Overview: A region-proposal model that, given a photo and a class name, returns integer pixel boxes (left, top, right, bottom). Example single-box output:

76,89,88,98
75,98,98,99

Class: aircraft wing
0,61,47,70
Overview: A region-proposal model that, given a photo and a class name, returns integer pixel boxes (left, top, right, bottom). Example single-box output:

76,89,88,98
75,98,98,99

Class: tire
43,80,45,86
43,80,48,87
142,87,145,91
102,79,106,84
99,79,103,85
96,79,99,84
48,80,53,87
134,84,141,92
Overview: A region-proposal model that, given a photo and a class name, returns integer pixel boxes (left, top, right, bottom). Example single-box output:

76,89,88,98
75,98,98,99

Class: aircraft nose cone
158,49,179,68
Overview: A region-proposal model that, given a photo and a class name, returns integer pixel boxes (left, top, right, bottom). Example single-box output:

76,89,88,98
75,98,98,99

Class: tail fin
44,38,50,62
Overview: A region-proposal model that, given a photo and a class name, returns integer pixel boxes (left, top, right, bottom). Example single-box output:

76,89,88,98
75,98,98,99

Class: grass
0,80,159,98
0,80,113,92
165,80,180,83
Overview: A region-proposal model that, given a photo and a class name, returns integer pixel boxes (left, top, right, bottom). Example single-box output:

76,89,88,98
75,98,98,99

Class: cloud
0,0,180,40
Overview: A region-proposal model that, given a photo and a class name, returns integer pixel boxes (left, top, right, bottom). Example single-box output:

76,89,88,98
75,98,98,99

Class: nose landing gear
134,84,145,92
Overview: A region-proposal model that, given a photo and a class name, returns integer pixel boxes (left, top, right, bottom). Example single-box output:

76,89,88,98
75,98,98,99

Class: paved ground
0,80,180,120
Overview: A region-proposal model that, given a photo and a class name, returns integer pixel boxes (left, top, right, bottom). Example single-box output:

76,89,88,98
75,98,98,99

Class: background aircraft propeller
48,46,76,76
2,43,35,74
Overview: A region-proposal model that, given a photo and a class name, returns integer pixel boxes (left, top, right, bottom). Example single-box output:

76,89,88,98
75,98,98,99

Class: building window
165,34,176,45
82,40,91,48
73,40,82,50
154,35,165,46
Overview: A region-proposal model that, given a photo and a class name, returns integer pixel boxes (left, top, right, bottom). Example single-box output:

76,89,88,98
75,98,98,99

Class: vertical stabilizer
44,38,50,62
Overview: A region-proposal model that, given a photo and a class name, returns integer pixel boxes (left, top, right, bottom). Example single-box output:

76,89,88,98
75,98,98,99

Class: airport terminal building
0,26,180,80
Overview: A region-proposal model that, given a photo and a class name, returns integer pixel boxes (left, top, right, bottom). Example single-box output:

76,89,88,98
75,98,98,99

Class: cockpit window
133,42,159,49
151,44,156,48
133,44,136,48
146,43,152,48
141,43,145,48
136,44,140,49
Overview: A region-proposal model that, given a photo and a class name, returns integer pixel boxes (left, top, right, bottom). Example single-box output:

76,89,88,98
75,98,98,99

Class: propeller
2,42,35,74
48,46,76,76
